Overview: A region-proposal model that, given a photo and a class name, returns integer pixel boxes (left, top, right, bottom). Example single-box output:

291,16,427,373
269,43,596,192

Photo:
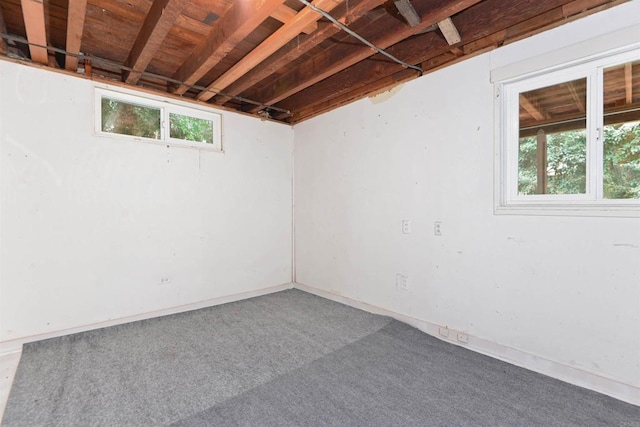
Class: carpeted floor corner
2,289,639,426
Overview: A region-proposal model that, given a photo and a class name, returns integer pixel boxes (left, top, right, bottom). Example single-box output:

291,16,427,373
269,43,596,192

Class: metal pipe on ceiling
296,0,424,75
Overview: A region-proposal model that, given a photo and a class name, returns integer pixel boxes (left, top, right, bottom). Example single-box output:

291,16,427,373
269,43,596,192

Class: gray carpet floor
2,289,639,426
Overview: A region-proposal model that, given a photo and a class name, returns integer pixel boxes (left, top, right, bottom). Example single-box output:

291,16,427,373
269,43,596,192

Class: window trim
94,86,223,152
493,38,640,218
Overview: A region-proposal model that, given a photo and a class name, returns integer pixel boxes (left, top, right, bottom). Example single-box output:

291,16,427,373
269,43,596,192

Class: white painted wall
0,61,293,343
294,1,640,400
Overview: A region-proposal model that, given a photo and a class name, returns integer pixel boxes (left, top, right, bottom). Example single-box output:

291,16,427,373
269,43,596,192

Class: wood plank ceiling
0,0,630,123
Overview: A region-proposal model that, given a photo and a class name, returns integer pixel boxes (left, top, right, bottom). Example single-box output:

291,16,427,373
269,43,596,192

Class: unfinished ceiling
0,0,630,123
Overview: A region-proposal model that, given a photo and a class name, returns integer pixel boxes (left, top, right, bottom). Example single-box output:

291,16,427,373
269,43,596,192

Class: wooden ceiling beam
214,0,386,106
624,62,633,104
171,0,286,96
196,0,343,102
394,0,421,26
279,31,447,118
20,0,48,64
123,0,186,84
64,0,88,71
271,4,317,34
247,0,482,112
438,17,461,45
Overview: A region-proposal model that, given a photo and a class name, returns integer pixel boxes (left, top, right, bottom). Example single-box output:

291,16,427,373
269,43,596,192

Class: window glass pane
518,78,587,195
603,60,640,199
169,113,214,144
101,97,161,139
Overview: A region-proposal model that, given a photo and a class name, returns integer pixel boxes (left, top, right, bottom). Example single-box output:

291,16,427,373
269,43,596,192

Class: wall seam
291,125,296,283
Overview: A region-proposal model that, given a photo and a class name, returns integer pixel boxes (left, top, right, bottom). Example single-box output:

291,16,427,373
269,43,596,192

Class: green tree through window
603,123,640,199
169,113,214,144
518,123,640,198
101,98,161,139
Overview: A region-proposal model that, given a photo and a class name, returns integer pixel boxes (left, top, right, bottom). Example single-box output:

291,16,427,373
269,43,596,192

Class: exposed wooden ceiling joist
247,0,482,112
213,0,386,106
394,0,421,27
64,0,87,71
438,17,461,45
271,4,317,34
123,0,186,84
196,0,343,102
171,0,286,96
20,0,48,64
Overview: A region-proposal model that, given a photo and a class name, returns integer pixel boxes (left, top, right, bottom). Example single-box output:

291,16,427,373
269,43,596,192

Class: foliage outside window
96,88,222,151
498,49,639,216
102,98,161,139
518,130,589,196
603,122,640,199
169,113,214,144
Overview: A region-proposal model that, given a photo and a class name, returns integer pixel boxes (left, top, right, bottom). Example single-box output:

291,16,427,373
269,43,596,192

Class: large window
497,48,639,216
95,88,222,151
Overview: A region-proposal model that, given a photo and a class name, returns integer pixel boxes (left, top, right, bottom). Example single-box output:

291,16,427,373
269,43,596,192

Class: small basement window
495,47,639,216
169,111,214,145
95,88,222,151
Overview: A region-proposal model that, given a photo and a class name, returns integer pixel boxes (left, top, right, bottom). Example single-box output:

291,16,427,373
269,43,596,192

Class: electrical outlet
396,274,409,291
434,221,442,236
402,220,412,234
438,327,449,337
159,277,172,285
457,332,469,343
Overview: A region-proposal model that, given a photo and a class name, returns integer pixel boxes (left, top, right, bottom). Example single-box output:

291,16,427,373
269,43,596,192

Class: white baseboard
0,282,294,356
294,282,640,406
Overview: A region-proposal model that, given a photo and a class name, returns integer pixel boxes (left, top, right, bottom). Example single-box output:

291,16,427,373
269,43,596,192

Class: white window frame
493,38,640,217
94,86,223,152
